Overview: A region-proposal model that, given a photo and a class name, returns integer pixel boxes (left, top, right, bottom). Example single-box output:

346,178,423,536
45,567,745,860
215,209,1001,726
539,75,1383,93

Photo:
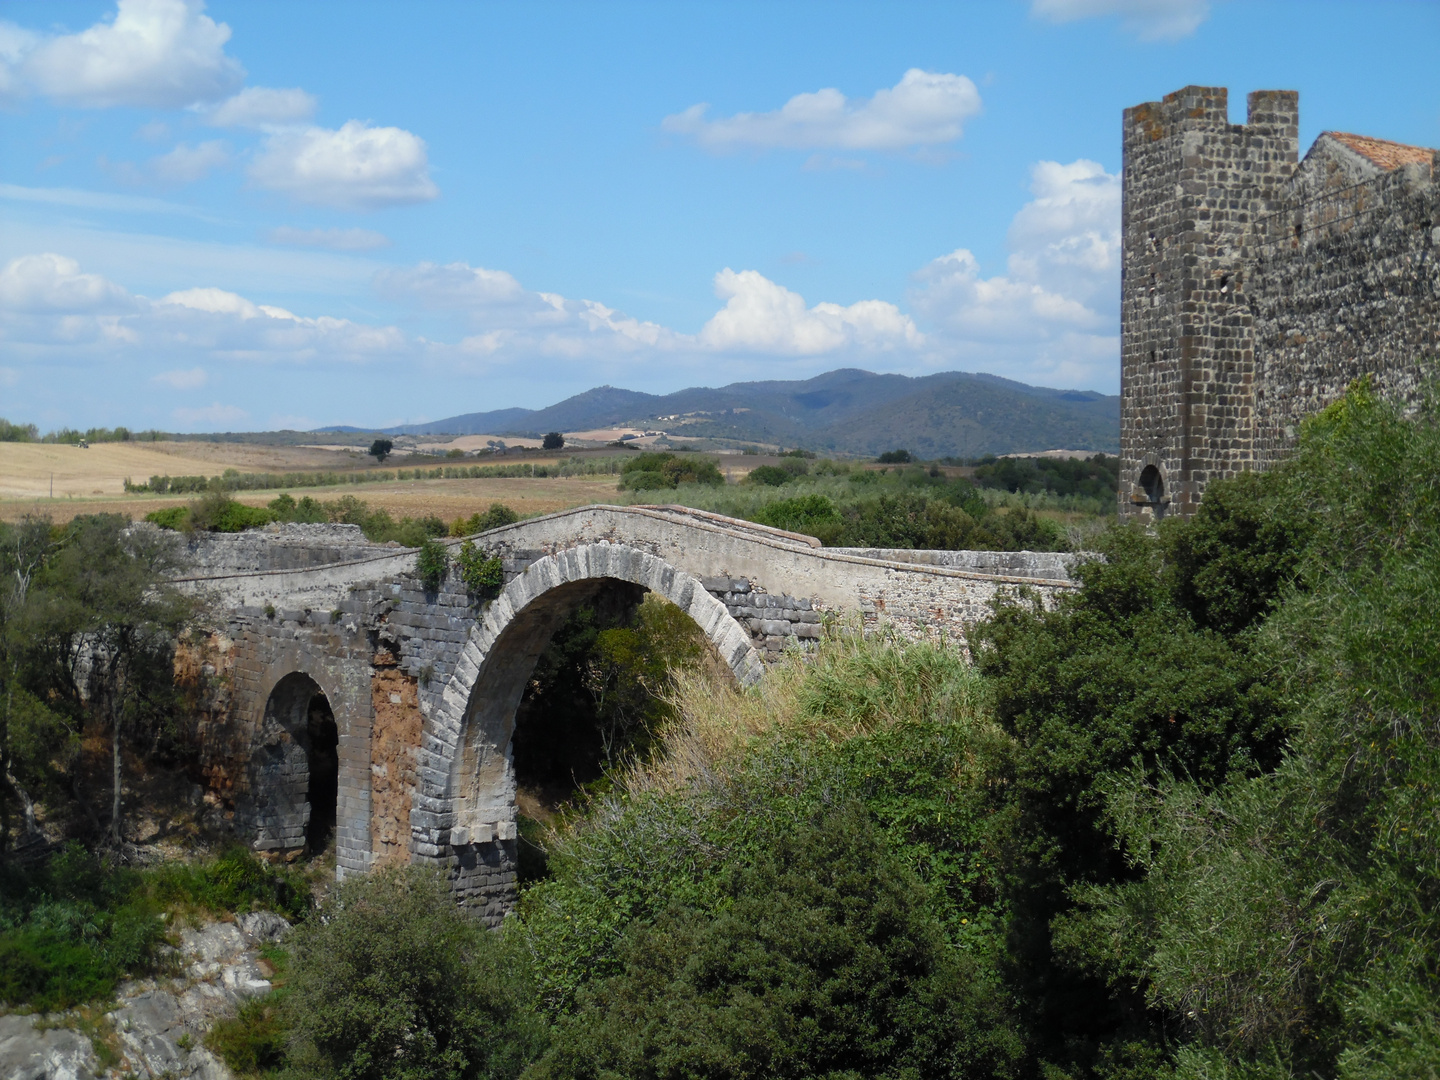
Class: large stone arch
413,543,763,864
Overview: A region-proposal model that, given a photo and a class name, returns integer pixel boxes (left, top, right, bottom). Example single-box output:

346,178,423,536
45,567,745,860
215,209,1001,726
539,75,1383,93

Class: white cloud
907,158,1120,386
663,69,981,152
171,402,247,427
22,0,244,108
1031,0,1210,40
0,253,133,312
266,226,391,251
699,269,921,354
249,121,439,209
152,366,206,388
0,23,38,103
149,139,230,183
203,85,316,128
377,261,530,311
1005,159,1120,305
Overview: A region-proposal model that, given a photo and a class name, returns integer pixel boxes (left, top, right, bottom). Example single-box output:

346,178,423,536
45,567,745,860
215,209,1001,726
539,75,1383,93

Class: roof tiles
1325,131,1435,171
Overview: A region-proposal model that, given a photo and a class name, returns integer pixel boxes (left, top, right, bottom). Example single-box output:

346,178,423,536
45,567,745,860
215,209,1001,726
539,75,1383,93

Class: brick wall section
1121,85,1438,518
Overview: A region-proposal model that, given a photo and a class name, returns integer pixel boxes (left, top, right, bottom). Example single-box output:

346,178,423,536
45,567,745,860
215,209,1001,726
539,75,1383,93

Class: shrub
457,540,504,599
542,431,565,450
530,804,1021,1080
745,464,791,486
188,491,275,532
450,502,520,536
753,493,844,542
206,993,289,1075
283,867,546,1080
416,537,449,591
144,506,191,531
0,845,306,1012
877,449,913,463
618,452,723,490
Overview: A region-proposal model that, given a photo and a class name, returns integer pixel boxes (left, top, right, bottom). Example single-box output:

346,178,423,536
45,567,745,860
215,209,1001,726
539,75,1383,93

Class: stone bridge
177,504,1079,920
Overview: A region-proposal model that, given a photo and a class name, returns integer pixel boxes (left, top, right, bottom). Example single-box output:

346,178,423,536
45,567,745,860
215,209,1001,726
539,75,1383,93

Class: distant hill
317,369,1118,457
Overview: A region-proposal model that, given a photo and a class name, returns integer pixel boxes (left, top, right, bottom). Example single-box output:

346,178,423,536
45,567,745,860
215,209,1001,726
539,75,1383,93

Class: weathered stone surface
1120,85,1437,519
175,505,1082,920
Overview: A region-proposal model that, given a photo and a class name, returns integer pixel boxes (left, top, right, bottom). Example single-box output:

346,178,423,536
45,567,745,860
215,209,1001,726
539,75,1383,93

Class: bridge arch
415,543,763,868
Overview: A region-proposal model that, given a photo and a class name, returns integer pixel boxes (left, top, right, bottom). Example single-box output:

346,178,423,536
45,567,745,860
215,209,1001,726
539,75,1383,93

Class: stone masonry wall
1121,85,1438,518
178,508,1084,919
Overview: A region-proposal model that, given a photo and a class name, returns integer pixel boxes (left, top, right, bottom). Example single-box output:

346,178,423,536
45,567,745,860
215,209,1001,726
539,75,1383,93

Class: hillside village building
1120,85,1438,518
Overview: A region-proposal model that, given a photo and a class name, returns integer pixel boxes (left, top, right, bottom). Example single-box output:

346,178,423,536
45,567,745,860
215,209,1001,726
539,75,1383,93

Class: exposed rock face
0,912,290,1080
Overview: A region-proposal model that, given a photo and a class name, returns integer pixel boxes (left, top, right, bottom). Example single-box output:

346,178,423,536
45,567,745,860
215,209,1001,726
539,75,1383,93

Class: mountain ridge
316,368,1118,457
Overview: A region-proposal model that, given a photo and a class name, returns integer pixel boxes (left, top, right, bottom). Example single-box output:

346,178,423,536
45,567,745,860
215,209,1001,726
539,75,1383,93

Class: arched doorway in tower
254,672,339,857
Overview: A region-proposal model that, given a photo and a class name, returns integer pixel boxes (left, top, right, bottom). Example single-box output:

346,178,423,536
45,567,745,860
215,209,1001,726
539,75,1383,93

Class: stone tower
1120,85,1438,520
1119,86,1299,519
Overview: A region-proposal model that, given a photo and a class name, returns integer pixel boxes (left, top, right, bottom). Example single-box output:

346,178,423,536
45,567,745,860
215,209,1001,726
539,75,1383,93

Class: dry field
0,439,626,525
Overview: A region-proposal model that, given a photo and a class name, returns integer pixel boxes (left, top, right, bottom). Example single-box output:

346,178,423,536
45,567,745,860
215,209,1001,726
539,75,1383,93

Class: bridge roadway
174,504,1080,920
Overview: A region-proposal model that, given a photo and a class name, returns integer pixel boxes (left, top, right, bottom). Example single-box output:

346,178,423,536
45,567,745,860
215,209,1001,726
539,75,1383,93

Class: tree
542,431,565,450
0,517,67,849
27,516,195,845
284,867,545,1080
368,437,393,463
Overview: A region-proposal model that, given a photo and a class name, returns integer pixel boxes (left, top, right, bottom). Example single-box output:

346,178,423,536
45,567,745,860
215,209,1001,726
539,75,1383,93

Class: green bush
0,845,306,1011
416,537,449,591
745,464,792,486
457,540,504,599
617,452,724,490
144,505,191,531
877,449,913,463
530,805,1022,1080
206,993,290,1075
752,493,844,540
450,502,520,536
187,491,276,532
283,867,546,1080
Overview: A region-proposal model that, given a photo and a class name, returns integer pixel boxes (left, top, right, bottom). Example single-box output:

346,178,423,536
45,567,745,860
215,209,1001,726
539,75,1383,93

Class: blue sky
1,0,1436,433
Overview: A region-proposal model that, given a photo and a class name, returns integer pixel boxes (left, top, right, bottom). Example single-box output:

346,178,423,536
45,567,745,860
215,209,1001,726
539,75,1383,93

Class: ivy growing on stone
457,540,504,600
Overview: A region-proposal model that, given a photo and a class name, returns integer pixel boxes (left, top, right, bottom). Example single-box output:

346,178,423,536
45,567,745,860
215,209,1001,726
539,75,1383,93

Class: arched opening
254,672,339,857
437,544,762,908
305,693,339,853
1138,464,1167,520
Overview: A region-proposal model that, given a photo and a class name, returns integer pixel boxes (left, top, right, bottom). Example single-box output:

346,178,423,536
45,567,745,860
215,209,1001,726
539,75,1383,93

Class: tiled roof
1325,131,1435,171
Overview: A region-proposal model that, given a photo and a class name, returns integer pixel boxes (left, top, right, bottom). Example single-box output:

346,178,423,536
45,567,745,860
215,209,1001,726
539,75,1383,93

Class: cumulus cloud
202,85,316,127
0,253,133,312
148,139,230,183
152,366,207,388
699,269,921,354
1031,0,1210,40
907,158,1120,386
249,121,439,209
663,69,981,152
1005,159,1120,305
18,0,244,108
266,226,391,251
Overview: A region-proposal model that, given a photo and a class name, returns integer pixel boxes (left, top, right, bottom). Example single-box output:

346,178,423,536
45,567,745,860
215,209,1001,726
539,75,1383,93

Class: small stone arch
415,543,763,864
1132,460,1170,520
